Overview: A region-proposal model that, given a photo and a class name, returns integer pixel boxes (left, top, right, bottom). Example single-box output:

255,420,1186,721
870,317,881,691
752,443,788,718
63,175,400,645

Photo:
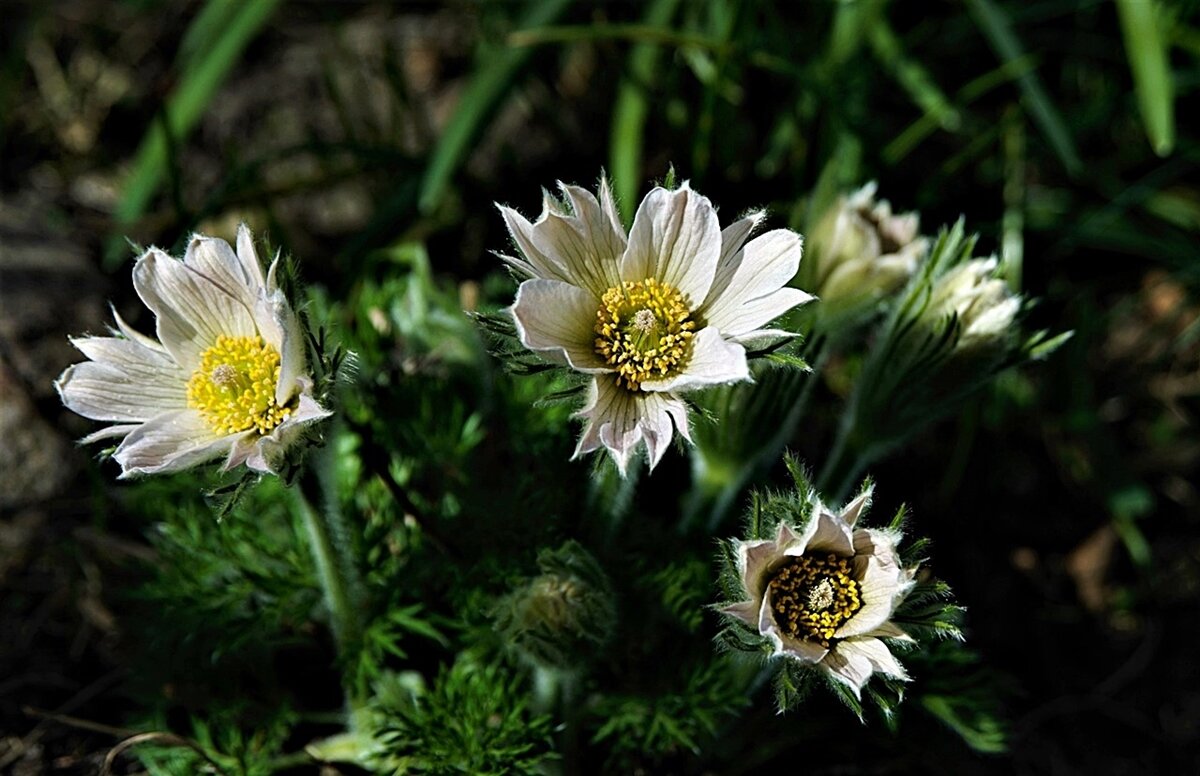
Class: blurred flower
56,225,332,477
497,176,812,473
807,183,926,310
923,257,1020,350
720,489,915,697
495,540,616,670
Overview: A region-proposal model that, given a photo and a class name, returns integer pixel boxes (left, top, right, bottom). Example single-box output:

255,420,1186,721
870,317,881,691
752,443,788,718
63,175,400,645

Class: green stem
294,459,366,670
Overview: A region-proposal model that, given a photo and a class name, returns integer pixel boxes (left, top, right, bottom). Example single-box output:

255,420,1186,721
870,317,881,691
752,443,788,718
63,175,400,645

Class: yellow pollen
594,278,695,391
186,335,292,435
768,553,862,648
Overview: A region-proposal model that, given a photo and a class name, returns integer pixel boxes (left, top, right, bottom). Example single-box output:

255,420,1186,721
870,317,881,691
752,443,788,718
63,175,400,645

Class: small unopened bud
495,541,616,669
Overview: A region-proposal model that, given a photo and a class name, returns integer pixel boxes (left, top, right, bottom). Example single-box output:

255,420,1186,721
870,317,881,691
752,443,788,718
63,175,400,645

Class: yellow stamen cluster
594,278,695,390
768,553,862,647
186,335,291,435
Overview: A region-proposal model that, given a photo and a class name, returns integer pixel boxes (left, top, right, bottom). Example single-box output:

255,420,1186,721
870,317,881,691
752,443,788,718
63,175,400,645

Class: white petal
183,234,258,307
707,211,765,303
572,376,685,474
639,327,749,393
57,355,188,423
836,529,905,639
110,307,169,354
821,637,908,698
802,509,855,556
111,409,238,478
236,223,268,290
866,621,914,642
839,488,873,527
719,599,759,628
510,279,609,373
79,424,139,444
701,229,806,336
621,184,721,305
598,175,624,235
497,205,564,280
737,522,801,601
133,249,258,369
253,290,307,405
241,394,332,474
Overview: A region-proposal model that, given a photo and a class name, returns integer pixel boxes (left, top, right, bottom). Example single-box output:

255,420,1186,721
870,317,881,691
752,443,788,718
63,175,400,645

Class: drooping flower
720,489,915,697
923,257,1021,351
806,182,926,309
56,225,332,477
497,177,812,473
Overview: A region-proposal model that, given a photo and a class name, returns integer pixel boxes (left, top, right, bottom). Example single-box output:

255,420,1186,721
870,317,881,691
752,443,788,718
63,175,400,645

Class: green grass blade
610,0,681,222
965,0,1082,176
867,18,961,133
107,0,282,268
1116,0,1175,157
417,0,573,214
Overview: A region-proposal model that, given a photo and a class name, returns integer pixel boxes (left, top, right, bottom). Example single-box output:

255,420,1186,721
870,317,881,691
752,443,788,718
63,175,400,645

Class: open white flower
925,257,1021,350
720,490,915,697
56,225,332,477
498,177,812,473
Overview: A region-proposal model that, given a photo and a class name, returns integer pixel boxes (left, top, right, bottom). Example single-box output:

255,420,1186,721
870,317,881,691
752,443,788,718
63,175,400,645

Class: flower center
768,553,862,648
186,335,291,435
593,278,696,391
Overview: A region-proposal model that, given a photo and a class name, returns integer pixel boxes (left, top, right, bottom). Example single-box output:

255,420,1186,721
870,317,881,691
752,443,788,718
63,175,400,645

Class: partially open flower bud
923,257,1021,350
807,183,926,311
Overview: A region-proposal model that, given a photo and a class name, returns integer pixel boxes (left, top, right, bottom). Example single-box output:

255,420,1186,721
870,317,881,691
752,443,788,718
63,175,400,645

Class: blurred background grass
2,0,1199,773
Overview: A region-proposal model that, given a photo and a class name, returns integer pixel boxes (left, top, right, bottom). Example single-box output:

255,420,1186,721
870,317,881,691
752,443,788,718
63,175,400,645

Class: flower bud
495,541,616,669
923,258,1021,350
807,183,926,309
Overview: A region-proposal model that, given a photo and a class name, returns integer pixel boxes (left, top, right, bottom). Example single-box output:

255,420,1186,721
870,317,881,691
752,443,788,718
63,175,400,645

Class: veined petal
839,488,873,527
837,529,905,639
707,211,764,304
133,249,258,369
801,509,855,557
639,326,748,393
57,355,188,423
737,522,802,601
572,375,685,474
822,637,909,698
511,279,609,373
236,223,268,290
712,287,814,342
112,409,238,478
253,290,307,405
497,205,567,281
621,184,721,305
183,233,259,308
702,230,808,336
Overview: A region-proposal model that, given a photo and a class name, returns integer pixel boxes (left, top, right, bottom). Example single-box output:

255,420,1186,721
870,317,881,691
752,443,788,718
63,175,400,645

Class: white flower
56,225,332,477
926,257,1021,349
808,182,926,307
497,177,812,473
720,491,915,697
